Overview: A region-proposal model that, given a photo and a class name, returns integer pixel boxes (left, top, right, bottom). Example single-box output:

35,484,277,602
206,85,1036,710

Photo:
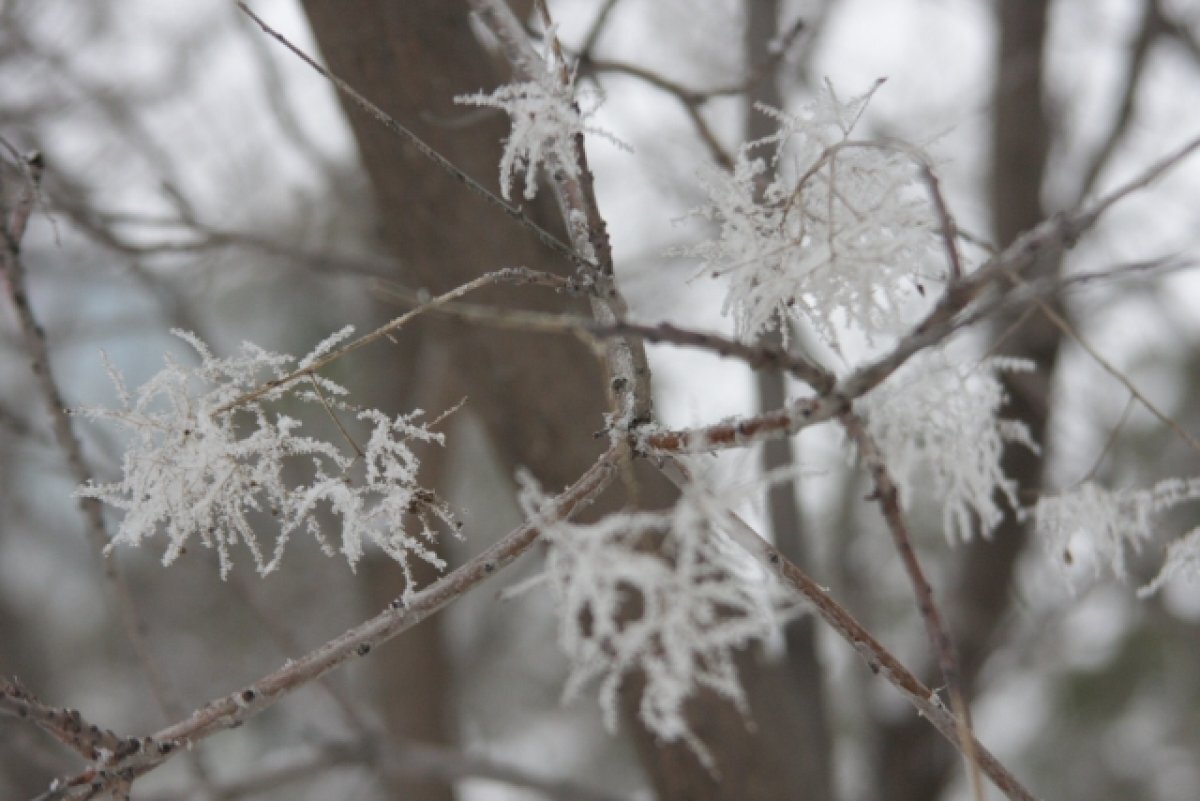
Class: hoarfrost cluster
684,81,947,351
517,471,794,764
455,27,628,201
1031,477,1200,596
77,329,456,588
857,350,1038,542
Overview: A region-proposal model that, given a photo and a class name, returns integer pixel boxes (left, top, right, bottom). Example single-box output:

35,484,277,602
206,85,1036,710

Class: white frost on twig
455,27,628,201
1030,476,1200,595
76,330,456,588
856,347,1038,542
517,469,793,766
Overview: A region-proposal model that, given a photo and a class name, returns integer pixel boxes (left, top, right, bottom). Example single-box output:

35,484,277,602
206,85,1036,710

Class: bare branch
840,412,984,801
656,460,1040,801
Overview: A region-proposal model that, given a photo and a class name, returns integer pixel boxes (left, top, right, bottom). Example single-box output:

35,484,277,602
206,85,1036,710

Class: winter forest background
2,1,1200,800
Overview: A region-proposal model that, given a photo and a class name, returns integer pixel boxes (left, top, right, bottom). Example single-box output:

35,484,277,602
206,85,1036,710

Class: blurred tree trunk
746,0,834,798
299,2,822,799
875,2,1061,799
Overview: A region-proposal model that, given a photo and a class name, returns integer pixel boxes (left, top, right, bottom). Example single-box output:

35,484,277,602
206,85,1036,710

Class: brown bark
297,2,830,798
876,2,1060,799
298,4,612,800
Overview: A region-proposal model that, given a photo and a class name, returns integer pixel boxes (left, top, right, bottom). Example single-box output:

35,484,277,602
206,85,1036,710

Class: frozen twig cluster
77,329,457,587
684,81,946,351
10,5,1200,801
1032,476,1200,595
517,470,793,763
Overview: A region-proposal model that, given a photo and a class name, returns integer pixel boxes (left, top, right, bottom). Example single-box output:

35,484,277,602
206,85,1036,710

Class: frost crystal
455,29,628,201
517,471,791,764
76,330,456,586
857,348,1038,541
1030,477,1200,594
683,80,946,350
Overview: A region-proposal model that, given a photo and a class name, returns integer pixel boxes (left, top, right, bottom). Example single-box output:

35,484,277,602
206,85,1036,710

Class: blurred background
2,1,1199,799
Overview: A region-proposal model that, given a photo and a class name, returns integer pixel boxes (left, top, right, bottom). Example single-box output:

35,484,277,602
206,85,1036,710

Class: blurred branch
1076,0,1164,201
657,460,1040,801
0,143,220,800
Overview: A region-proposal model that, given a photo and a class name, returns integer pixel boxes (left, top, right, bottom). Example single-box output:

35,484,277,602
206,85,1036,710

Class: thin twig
841,412,984,801
374,282,835,391
0,677,127,764
214,269,543,414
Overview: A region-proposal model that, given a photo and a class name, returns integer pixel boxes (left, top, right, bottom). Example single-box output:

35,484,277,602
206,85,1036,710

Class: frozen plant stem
466,0,653,429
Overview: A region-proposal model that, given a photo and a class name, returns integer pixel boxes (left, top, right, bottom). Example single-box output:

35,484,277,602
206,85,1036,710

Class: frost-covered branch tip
76,329,458,589
455,26,628,201
857,347,1038,542
1030,476,1200,595
516,469,795,765
682,80,949,351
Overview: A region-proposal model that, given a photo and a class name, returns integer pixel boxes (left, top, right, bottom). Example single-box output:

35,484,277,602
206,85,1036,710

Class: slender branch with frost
29,447,621,801
654,459,1040,801
467,0,655,430
841,411,984,801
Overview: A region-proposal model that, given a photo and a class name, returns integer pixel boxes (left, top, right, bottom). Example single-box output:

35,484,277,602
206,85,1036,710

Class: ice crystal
76,330,455,586
455,29,628,201
683,80,947,351
857,348,1038,541
517,471,792,765
1030,476,1200,594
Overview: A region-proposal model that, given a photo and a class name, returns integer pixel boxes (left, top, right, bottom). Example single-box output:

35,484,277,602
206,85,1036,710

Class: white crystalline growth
76,329,455,587
1030,476,1200,595
684,80,948,352
455,29,628,201
856,348,1038,542
517,471,793,765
